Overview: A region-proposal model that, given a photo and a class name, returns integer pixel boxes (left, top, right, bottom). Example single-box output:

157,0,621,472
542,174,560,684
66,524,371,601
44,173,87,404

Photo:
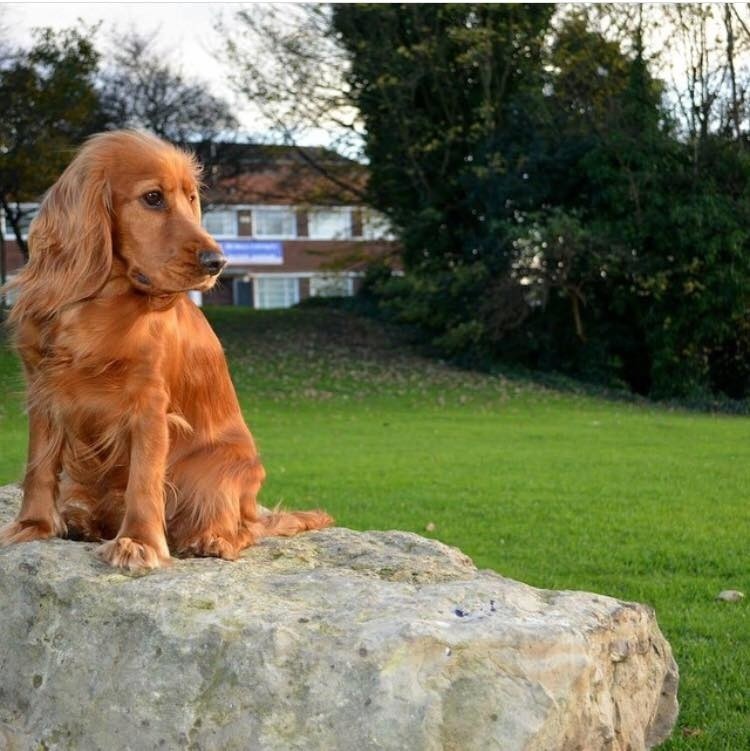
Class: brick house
1,142,398,308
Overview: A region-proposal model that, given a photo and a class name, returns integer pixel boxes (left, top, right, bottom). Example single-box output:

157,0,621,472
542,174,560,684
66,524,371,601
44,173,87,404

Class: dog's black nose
198,250,227,275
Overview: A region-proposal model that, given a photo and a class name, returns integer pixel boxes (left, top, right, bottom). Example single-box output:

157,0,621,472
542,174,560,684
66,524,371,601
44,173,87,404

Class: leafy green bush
338,5,750,403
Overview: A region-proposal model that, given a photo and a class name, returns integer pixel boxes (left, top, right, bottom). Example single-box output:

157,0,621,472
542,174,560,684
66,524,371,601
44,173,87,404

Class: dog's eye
143,190,165,208
189,194,197,203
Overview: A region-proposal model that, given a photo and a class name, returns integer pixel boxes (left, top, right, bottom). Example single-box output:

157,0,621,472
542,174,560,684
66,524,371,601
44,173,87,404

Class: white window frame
0,273,20,305
361,208,395,241
202,206,237,238
308,207,352,240
2,202,40,240
253,275,300,309
252,206,297,240
310,274,355,298
196,201,398,244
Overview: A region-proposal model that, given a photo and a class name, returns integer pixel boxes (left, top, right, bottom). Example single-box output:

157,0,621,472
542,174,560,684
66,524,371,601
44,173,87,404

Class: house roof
189,141,369,207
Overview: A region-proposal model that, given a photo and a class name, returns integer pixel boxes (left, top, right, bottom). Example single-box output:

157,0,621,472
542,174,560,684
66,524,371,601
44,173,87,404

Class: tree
220,5,357,144
0,25,103,265
203,5,750,399
216,4,366,201
545,10,682,393
543,7,750,399
332,4,556,354
98,29,238,144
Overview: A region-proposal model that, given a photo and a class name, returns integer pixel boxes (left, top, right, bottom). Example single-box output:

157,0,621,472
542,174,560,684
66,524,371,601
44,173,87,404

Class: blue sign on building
218,240,284,265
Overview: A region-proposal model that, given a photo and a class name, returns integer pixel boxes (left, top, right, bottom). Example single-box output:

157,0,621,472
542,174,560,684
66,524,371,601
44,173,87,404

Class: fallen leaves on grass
681,727,703,738
210,307,528,406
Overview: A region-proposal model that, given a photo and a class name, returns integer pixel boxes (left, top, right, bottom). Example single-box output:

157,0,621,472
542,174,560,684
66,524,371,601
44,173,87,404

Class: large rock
0,485,678,750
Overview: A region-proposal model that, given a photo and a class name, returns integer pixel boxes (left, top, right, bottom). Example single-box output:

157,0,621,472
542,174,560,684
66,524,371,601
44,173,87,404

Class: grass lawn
1,305,748,749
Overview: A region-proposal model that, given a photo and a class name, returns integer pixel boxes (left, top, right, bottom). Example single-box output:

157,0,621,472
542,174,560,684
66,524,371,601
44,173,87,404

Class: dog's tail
258,507,334,538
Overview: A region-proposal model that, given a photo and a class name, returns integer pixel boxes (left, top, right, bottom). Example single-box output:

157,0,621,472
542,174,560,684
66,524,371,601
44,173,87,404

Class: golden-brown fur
0,130,332,570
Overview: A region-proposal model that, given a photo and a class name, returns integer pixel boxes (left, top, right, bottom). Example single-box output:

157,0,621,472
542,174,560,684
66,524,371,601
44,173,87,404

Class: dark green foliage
0,27,104,259
335,5,750,402
335,4,553,271
0,25,237,270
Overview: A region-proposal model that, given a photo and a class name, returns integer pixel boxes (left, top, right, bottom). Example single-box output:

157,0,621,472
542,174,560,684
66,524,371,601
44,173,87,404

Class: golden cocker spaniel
0,130,332,570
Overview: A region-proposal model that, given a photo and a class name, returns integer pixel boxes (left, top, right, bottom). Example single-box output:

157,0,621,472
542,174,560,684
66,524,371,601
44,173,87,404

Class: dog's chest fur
21,294,242,479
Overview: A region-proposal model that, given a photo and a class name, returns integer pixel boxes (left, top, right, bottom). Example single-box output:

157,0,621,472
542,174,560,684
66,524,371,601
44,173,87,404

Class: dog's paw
0,517,64,546
181,533,241,560
172,521,262,560
96,536,171,571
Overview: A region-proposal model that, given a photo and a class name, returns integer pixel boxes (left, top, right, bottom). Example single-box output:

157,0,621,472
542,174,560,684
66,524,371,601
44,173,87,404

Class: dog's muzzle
198,250,227,276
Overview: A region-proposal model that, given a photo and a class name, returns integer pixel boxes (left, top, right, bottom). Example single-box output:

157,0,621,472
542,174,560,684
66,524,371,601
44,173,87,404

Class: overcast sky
4,3,737,149
3,2,270,134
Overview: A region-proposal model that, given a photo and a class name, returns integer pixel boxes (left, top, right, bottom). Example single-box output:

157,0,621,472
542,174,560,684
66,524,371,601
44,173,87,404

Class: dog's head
26,130,225,311
102,131,226,295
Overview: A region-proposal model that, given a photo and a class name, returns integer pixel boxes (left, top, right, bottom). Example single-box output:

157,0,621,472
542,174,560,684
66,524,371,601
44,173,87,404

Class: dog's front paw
0,517,65,546
181,533,241,560
96,536,170,571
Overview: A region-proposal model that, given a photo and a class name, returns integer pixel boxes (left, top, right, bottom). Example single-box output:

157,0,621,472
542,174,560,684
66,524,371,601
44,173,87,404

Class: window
255,277,299,309
310,274,353,298
361,209,395,240
2,203,39,240
308,209,351,239
203,209,236,237
253,208,296,238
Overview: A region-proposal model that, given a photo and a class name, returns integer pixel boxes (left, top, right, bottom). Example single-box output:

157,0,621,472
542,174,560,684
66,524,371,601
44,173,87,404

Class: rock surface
0,484,678,751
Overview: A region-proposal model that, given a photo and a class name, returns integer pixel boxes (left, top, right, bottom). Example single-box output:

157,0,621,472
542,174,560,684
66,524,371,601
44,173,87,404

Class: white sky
2,1,271,135
3,2,236,76
3,3,743,145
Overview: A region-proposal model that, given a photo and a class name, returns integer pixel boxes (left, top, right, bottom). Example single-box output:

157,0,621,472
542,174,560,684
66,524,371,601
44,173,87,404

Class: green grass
1,305,748,749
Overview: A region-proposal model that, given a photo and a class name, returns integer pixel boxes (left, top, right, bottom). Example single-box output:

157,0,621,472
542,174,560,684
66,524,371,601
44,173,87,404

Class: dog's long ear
8,146,113,322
